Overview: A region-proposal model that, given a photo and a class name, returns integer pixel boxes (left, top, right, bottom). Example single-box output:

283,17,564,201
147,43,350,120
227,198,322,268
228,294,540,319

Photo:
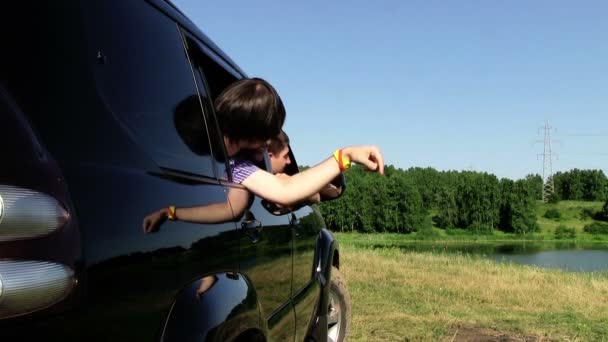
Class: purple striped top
229,158,260,184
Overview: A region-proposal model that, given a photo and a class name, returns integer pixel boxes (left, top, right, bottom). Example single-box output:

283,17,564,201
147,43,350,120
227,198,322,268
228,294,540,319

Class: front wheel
327,266,351,342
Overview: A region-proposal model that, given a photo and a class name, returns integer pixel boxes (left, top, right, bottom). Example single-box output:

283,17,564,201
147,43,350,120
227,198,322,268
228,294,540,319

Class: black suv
0,1,350,341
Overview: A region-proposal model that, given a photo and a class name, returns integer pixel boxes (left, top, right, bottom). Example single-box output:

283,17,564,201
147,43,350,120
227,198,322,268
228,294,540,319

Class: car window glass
84,0,219,178
182,36,272,180
181,34,238,180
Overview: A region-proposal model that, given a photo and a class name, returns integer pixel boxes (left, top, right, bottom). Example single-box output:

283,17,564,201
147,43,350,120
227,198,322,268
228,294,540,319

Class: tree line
552,169,607,201
318,166,608,234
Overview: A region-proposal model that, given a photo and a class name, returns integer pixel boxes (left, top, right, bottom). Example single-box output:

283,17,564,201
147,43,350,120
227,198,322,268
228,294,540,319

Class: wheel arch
305,229,339,341
160,272,265,342
332,247,340,269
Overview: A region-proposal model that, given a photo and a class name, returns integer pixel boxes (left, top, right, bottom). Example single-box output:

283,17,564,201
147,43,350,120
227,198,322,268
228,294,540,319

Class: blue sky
172,0,608,180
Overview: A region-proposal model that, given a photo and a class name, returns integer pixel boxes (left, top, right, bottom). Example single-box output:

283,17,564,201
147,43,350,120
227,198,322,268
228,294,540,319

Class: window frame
83,0,226,181
180,29,268,184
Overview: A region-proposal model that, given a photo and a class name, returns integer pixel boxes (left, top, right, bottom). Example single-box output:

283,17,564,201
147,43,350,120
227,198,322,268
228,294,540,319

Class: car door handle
242,219,263,243
290,213,301,237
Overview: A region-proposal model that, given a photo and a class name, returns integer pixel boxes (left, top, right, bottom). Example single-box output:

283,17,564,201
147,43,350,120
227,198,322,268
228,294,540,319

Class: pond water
388,242,608,272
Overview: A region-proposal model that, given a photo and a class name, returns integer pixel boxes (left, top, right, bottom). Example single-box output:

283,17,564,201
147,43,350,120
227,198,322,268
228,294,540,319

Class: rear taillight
0,185,69,241
0,185,76,319
0,193,3,224
0,85,81,320
0,260,76,319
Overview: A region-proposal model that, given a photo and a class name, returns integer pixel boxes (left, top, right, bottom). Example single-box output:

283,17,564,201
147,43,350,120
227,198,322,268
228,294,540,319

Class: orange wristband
333,149,351,171
167,205,177,220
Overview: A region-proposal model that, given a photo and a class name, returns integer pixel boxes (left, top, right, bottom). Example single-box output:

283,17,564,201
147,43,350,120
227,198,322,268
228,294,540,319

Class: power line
555,153,608,157
557,133,608,137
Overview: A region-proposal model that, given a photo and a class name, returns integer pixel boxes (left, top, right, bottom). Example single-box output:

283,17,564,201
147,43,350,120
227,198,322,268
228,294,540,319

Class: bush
580,205,608,221
445,228,470,236
580,207,596,220
415,227,441,240
596,200,608,221
547,192,560,204
554,225,576,239
583,222,608,234
543,208,561,220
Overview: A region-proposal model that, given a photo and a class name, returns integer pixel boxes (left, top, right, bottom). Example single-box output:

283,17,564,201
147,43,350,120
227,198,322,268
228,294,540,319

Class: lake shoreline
335,232,608,272
334,231,608,244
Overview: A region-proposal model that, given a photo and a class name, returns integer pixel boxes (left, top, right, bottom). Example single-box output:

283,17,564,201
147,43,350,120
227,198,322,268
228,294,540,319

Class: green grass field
337,243,608,341
536,200,604,235
332,200,608,340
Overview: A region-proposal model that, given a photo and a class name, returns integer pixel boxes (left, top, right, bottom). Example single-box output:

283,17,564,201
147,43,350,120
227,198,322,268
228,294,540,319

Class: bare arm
275,172,321,204
242,145,383,206
142,188,251,233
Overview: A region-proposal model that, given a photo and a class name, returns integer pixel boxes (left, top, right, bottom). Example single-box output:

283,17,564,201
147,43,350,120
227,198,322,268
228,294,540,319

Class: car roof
158,0,248,78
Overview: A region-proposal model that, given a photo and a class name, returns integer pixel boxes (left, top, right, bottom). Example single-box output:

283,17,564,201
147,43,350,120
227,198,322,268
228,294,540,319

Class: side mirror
319,173,346,202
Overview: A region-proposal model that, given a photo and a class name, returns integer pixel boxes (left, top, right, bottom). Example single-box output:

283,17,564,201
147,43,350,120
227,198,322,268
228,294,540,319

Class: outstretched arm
243,145,383,206
142,187,251,233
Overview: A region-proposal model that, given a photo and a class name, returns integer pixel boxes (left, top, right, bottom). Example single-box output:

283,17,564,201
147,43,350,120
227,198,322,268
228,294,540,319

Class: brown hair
214,78,286,143
268,130,290,155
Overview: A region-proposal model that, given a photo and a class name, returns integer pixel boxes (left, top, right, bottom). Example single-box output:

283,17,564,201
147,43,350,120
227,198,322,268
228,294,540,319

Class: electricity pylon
539,121,556,202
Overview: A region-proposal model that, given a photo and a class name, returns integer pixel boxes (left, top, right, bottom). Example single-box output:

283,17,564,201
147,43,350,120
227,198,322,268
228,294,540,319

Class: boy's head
268,130,291,174
215,78,285,156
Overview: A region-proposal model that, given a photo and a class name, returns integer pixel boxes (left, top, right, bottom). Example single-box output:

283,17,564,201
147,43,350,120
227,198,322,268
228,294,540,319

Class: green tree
498,178,515,232
524,174,543,200
387,172,428,233
433,186,458,228
510,180,540,235
321,165,544,236
451,172,500,233
582,170,607,201
403,167,444,210
554,169,607,201
498,179,538,234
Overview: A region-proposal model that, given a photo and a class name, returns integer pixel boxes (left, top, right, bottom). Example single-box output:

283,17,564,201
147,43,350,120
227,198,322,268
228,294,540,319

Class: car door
237,196,296,341
182,35,296,341
75,2,241,340
281,150,327,340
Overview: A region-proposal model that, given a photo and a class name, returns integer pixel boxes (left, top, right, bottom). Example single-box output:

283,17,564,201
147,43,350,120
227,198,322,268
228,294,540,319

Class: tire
327,266,351,342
